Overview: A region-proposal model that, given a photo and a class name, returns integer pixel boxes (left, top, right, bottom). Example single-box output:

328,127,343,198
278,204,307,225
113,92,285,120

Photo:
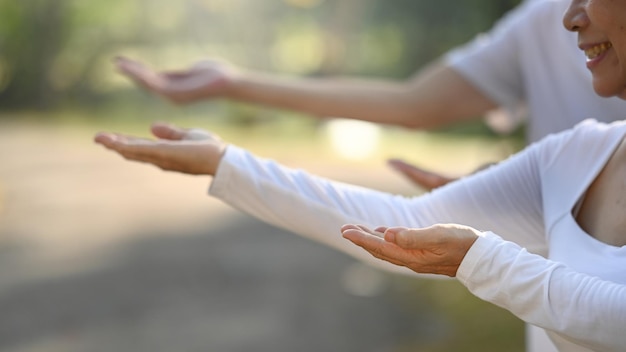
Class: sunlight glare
325,119,381,160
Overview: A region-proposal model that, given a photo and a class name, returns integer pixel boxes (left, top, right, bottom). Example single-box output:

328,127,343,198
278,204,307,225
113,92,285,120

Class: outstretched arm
343,224,626,351
115,57,497,130
95,123,546,272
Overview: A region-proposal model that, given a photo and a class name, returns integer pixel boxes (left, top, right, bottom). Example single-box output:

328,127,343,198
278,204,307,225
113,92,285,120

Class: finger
94,132,117,147
374,226,389,233
114,56,164,90
391,226,449,250
392,228,425,249
341,224,375,233
342,228,411,266
342,228,382,255
342,228,393,257
341,227,383,244
151,122,188,141
109,141,175,169
94,132,163,158
162,71,194,80
381,226,409,243
161,73,211,94
114,56,149,77
94,132,138,150
340,224,361,232
387,159,455,190
95,131,152,146
342,224,385,238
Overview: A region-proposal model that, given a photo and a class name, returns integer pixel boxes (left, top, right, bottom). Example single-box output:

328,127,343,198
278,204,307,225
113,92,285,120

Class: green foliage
359,0,522,77
0,0,520,113
0,0,70,108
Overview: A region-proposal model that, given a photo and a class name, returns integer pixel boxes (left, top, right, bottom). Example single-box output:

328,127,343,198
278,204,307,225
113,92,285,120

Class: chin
592,80,624,98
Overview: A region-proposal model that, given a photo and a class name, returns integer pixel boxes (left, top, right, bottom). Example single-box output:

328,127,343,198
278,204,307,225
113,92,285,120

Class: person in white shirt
114,0,626,189
94,0,626,349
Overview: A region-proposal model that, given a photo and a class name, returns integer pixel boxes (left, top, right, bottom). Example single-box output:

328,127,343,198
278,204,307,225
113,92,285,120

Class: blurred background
0,0,526,351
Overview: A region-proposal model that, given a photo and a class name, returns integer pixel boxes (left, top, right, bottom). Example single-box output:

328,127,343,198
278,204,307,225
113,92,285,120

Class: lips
584,42,612,60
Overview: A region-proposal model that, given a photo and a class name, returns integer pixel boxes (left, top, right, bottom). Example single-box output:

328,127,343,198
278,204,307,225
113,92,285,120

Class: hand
341,223,479,277
114,56,238,104
94,123,227,176
387,159,456,191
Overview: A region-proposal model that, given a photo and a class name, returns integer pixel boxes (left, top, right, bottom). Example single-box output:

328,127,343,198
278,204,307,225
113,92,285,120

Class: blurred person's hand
114,56,238,104
341,223,479,277
387,159,496,191
94,123,227,175
387,159,456,190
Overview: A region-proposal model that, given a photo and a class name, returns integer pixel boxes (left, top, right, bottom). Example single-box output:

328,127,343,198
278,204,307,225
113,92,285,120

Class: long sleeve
458,232,626,351
208,136,547,273
207,121,626,350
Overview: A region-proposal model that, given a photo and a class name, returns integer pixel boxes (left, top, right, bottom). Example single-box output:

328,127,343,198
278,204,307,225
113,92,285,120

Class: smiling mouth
585,42,612,59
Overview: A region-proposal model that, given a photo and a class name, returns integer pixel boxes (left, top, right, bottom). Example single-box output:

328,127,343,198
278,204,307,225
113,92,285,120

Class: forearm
209,145,443,276
230,72,412,124
227,62,497,129
458,233,626,351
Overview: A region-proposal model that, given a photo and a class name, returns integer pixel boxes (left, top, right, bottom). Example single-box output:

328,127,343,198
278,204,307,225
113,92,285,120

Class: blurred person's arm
113,2,549,132
226,61,497,129
115,57,497,130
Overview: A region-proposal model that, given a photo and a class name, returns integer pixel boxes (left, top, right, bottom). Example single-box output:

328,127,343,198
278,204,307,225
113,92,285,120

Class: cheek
614,67,626,99
616,44,626,87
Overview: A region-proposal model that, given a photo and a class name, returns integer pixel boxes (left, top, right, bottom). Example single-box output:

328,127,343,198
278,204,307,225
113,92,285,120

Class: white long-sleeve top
209,119,626,351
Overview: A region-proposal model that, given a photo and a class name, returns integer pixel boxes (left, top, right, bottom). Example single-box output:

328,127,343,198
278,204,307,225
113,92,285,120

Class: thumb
114,56,163,90
151,122,188,141
383,226,410,244
386,226,440,249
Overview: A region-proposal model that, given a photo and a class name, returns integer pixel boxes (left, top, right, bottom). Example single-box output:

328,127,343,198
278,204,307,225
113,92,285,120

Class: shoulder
497,0,569,30
568,118,626,140
533,119,626,168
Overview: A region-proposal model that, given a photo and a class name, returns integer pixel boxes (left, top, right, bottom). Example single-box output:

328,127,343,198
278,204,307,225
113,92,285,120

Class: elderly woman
95,0,626,350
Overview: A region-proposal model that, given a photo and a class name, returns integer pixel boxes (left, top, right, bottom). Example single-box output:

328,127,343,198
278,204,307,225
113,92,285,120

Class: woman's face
563,0,626,99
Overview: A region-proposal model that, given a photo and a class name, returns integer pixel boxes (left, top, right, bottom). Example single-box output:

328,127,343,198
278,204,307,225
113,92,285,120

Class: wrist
206,142,228,176
224,70,251,99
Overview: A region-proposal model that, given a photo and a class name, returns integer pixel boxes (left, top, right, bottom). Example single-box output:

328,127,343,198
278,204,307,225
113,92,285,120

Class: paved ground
0,121,523,352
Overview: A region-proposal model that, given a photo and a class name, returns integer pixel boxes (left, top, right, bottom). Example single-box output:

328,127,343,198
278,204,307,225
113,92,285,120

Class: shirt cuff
456,231,501,285
208,144,240,198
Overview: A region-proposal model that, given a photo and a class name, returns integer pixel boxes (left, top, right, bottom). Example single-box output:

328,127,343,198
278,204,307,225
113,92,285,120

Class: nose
563,0,589,32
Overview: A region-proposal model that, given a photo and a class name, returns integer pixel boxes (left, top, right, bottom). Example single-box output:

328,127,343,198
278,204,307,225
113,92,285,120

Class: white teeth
585,42,612,59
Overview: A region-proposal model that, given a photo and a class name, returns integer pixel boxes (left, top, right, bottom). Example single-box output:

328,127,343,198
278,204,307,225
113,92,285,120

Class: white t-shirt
209,119,626,352
445,0,626,143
